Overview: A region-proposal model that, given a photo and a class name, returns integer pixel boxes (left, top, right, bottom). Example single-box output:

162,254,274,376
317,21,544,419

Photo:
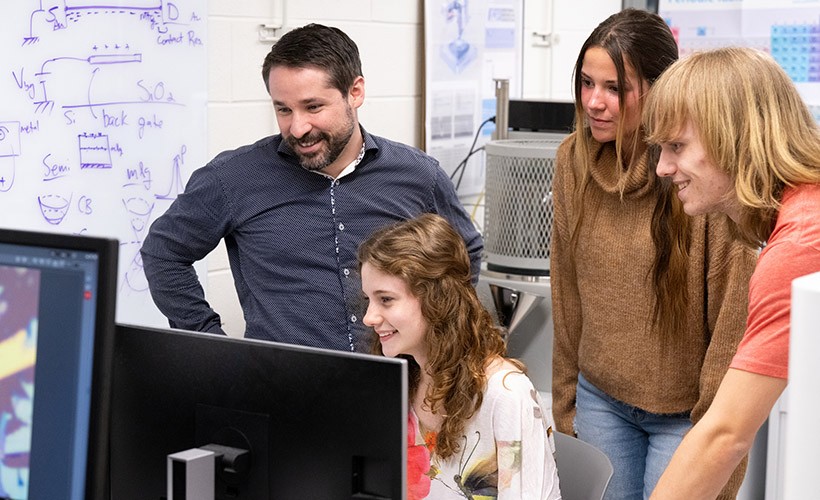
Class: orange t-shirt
730,184,820,379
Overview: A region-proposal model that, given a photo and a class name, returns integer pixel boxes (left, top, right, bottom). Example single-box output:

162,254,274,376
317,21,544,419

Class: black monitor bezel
0,227,118,500
110,323,409,500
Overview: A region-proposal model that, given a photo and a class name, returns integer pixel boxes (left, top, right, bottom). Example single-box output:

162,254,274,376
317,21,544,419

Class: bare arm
650,368,787,499
691,219,758,498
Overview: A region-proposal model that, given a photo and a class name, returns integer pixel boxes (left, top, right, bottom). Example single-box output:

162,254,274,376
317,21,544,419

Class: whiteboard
0,1,208,327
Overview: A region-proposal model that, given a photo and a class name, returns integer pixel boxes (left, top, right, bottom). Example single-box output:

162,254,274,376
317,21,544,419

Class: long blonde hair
645,47,820,246
358,214,512,460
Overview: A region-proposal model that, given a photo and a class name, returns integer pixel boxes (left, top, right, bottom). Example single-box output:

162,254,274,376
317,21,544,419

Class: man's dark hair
261,23,363,96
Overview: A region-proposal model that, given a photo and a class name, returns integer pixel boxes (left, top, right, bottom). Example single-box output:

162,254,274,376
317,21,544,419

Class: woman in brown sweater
550,9,758,499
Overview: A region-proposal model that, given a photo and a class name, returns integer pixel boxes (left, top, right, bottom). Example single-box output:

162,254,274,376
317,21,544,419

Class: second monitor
110,324,408,500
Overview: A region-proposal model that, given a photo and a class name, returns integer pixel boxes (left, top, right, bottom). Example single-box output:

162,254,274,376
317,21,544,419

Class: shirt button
343,268,350,276
338,223,345,231
350,315,357,323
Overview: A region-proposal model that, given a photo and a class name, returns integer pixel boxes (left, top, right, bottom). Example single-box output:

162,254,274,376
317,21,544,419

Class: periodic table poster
659,0,820,118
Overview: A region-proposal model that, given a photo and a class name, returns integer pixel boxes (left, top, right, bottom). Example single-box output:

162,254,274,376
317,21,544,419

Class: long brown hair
568,9,691,339
358,214,509,459
570,8,678,205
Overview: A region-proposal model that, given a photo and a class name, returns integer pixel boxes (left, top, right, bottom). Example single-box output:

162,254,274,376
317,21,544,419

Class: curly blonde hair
358,214,514,460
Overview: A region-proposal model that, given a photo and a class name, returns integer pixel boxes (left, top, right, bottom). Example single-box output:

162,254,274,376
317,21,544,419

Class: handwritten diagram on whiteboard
0,1,207,327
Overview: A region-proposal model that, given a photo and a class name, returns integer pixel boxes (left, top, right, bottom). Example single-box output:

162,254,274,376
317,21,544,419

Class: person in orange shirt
644,46,820,499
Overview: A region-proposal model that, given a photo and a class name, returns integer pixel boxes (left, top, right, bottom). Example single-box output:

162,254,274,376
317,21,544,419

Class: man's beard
288,108,356,172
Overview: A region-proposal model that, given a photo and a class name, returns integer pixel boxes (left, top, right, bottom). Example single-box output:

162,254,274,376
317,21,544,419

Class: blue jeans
575,373,692,500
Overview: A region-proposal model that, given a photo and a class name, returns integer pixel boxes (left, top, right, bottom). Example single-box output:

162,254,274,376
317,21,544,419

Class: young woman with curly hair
358,213,561,499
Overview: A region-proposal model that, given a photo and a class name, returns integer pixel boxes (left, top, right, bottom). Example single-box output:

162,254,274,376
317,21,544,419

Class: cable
449,116,496,189
449,116,494,184
455,146,484,190
469,190,485,233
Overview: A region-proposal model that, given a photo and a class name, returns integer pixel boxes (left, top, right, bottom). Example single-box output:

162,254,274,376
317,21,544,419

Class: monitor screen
0,228,118,500
110,324,408,500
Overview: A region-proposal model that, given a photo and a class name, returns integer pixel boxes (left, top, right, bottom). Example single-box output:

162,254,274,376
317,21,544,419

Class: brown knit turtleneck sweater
550,134,758,498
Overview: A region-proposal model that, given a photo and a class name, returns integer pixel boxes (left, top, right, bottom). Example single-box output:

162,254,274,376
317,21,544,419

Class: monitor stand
167,442,254,500
167,448,216,500
195,404,269,500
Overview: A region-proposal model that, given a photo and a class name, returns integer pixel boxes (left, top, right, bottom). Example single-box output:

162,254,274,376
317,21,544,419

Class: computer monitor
110,324,408,500
0,228,118,500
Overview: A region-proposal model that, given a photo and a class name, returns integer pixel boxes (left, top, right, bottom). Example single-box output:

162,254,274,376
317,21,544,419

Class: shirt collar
314,141,366,180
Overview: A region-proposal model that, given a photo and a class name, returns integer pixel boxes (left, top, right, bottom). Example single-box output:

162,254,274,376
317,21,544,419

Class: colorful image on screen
0,265,40,500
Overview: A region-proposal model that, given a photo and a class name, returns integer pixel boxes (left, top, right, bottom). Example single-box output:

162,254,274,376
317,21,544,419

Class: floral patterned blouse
407,370,562,499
